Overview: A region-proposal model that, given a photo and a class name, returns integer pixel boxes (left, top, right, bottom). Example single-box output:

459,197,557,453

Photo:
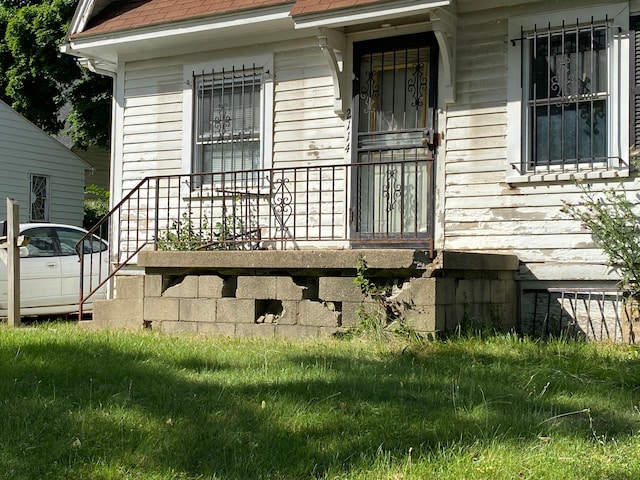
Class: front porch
85,250,520,338
79,160,438,315
78,161,519,337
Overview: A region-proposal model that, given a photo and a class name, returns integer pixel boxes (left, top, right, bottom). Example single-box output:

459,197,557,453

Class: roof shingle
77,0,396,37
290,0,385,17
81,0,295,36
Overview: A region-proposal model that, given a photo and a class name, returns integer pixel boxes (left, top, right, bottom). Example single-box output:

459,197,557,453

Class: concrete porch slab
138,249,434,276
138,249,519,277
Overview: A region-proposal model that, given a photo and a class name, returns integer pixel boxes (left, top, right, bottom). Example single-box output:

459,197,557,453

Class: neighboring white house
60,0,640,338
0,99,92,226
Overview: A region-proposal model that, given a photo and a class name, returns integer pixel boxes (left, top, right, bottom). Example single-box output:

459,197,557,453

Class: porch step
78,275,144,331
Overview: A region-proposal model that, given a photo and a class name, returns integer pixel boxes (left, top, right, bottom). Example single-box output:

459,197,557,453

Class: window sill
505,167,629,185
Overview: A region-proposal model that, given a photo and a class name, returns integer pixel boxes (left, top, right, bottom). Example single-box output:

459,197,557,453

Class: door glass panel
356,150,429,235
358,46,430,134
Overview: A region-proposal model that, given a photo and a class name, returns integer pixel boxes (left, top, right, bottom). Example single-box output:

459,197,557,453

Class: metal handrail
76,158,435,316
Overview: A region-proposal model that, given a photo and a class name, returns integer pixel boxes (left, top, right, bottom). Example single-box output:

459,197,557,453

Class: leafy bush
562,182,640,297
156,211,212,251
83,184,109,230
156,211,247,251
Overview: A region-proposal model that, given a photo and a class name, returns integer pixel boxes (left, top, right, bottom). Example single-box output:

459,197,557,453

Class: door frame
350,31,439,250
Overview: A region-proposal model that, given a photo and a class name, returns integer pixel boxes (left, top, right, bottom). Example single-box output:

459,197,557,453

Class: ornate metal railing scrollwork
382,166,403,213
270,172,293,241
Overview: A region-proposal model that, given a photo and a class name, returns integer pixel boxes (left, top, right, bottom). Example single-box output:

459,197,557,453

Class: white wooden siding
273,47,346,168
113,41,349,246
272,47,348,238
121,62,184,185
444,2,640,282
118,45,346,184
107,0,637,283
0,101,88,225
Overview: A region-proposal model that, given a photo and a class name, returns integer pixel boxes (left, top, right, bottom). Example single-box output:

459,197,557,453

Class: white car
0,223,109,318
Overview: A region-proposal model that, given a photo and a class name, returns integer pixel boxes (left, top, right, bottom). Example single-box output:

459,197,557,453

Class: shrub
83,184,109,230
561,182,640,297
156,211,212,251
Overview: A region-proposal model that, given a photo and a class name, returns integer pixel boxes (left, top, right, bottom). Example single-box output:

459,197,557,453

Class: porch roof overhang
292,0,457,113
61,0,457,105
291,0,452,30
61,3,296,71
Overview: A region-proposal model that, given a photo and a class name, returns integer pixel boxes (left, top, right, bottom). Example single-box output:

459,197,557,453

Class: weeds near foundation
454,298,505,340
157,210,212,251
157,211,248,251
345,254,418,340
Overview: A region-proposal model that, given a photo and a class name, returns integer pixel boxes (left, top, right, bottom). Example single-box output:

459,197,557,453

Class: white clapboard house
60,0,640,340
0,99,91,226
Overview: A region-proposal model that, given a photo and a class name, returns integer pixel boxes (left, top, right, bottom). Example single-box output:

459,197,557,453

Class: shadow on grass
1,328,639,479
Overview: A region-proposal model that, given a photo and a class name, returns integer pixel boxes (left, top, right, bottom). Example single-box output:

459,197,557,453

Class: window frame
182,55,274,185
22,227,57,258
28,174,50,222
506,4,629,183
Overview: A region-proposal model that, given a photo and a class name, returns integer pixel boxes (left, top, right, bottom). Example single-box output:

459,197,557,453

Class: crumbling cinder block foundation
86,250,519,339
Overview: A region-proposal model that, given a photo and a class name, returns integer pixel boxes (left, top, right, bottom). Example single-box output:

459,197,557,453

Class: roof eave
62,5,294,66
292,0,452,29
68,0,114,38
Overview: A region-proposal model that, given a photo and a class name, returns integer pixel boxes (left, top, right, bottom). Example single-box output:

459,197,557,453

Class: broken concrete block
198,275,227,299
163,275,198,298
276,276,313,300
298,300,340,327
318,277,363,302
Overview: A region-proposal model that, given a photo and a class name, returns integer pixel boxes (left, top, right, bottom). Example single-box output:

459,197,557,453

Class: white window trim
181,54,274,181
506,4,629,184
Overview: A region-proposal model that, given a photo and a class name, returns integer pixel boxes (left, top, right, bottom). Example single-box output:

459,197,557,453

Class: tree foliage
0,0,111,149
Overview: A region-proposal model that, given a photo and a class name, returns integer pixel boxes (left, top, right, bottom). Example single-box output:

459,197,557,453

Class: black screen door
352,33,438,249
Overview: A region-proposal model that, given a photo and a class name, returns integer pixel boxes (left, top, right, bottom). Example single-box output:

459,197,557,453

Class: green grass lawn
1,324,639,479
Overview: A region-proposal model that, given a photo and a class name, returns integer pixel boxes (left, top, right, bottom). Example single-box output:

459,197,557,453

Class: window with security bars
29,174,49,222
524,20,609,170
193,66,262,176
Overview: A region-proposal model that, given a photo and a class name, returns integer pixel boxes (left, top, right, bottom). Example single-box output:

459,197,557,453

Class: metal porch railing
76,159,435,316
520,288,626,341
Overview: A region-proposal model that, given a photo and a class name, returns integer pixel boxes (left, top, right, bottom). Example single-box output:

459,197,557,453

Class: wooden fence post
6,198,20,327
